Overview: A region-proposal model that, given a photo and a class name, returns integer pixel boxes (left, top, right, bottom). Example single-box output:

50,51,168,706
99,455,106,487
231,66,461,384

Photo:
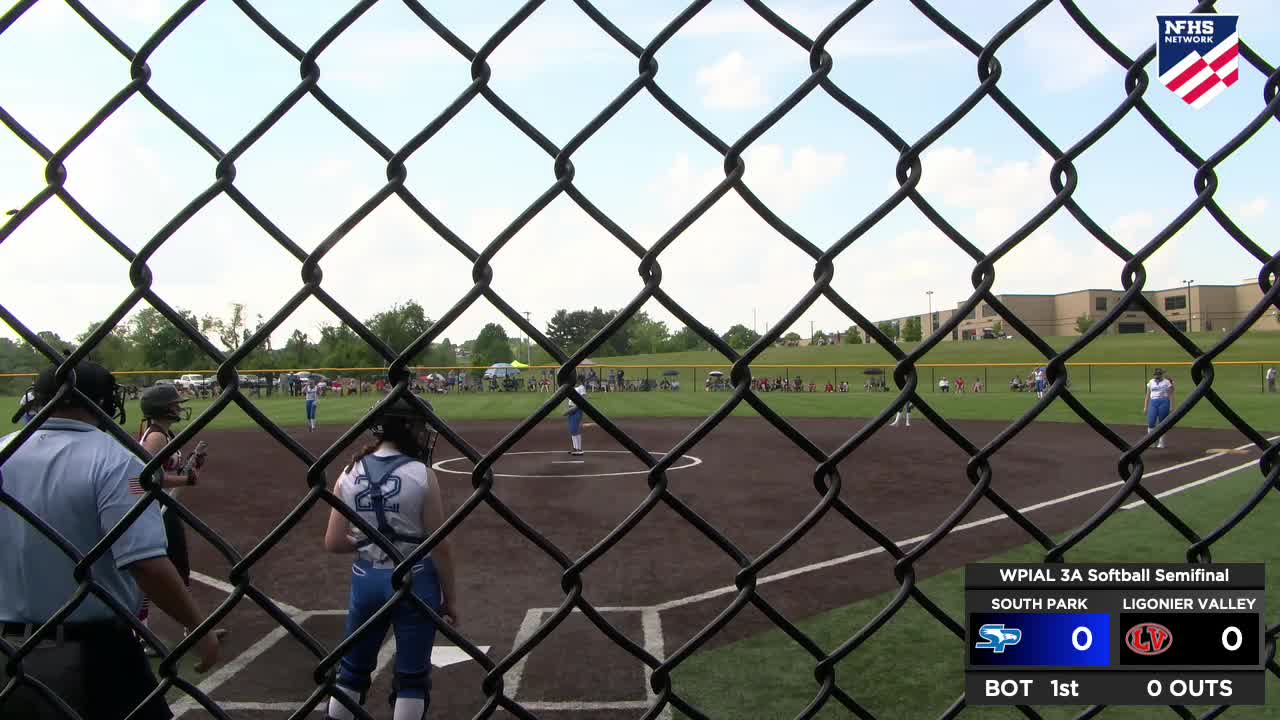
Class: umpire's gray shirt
0,418,167,623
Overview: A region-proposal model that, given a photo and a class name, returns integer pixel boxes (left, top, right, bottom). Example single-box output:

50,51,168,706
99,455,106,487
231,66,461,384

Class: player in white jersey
324,397,456,720
1144,367,1175,449
304,380,319,431
564,377,587,456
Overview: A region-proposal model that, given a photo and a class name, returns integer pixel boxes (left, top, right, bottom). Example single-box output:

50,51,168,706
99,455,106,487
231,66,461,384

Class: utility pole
753,308,757,334
926,290,934,334
810,319,814,344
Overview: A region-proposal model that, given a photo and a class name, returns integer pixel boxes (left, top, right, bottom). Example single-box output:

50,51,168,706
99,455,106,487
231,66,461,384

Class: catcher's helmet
371,396,438,463
140,384,191,422
32,360,126,424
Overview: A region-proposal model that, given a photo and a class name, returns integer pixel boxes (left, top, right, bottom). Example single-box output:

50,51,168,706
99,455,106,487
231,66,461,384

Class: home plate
434,645,489,668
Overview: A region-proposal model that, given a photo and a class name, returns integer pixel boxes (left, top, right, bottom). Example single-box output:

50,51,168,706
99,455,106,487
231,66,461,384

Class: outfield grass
671,467,1280,719
4,381,1278,435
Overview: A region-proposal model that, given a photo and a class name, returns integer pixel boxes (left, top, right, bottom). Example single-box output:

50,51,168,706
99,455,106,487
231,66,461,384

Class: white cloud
1231,196,1268,220
1016,3,1148,93
682,4,948,58
696,51,768,110
654,143,846,215
914,146,1056,240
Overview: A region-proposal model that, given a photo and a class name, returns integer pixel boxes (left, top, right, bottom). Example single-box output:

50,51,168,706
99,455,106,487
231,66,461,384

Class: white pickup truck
175,374,205,393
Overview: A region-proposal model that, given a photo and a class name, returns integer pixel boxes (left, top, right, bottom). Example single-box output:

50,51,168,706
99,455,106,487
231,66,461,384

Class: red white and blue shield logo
1157,14,1239,109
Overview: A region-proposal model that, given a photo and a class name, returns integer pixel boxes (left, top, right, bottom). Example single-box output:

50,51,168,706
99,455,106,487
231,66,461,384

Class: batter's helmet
32,360,126,425
140,384,191,422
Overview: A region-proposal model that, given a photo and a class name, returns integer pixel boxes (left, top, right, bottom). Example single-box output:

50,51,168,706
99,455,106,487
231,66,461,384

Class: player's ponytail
344,440,382,476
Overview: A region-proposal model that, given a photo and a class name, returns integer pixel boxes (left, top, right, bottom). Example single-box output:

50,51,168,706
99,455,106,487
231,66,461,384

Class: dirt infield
156,415,1269,718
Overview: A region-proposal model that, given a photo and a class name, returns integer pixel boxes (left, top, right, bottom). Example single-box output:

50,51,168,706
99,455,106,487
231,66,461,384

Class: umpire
0,360,220,719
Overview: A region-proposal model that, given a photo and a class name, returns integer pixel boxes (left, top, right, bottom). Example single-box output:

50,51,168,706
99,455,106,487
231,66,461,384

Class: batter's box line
506,606,672,720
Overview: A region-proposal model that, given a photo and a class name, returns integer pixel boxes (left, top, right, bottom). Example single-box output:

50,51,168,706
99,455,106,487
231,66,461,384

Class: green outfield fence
5,361,1278,397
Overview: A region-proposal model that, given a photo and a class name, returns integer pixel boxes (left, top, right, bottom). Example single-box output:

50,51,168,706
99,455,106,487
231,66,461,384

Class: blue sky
0,0,1276,352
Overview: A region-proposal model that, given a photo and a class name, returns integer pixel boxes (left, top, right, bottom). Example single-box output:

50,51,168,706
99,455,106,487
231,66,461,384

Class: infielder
324,398,457,720
564,377,587,456
304,380,319,431
1144,367,1174,449
888,398,912,427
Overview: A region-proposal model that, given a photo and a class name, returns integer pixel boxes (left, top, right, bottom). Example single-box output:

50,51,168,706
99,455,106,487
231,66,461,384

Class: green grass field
3,333,1278,434
671,467,1280,719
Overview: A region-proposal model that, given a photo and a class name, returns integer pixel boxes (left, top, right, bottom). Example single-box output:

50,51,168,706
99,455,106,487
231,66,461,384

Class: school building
874,280,1279,342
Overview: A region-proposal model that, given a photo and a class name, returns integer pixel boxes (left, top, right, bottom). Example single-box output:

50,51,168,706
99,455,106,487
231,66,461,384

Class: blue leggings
1147,397,1170,428
306,399,317,420
338,558,442,703
567,408,582,435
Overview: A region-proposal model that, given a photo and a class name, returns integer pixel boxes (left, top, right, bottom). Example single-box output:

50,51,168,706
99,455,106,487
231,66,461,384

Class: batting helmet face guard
140,384,191,423
371,396,438,464
32,360,126,426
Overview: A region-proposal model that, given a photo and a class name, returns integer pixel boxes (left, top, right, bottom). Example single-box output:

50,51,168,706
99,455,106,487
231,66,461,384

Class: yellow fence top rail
3,360,1278,380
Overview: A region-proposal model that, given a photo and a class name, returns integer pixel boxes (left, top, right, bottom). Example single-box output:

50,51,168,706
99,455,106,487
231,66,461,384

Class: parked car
296,372,330,387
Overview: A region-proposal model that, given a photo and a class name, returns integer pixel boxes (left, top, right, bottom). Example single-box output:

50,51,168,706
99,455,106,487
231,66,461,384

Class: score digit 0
1223,626,1242,652
1072,626,1093,652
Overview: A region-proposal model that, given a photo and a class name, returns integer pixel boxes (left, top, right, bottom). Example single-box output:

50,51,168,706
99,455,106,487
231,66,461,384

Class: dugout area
140,415,1273,719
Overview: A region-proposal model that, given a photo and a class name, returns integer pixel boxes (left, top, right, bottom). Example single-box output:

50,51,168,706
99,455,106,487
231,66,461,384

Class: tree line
1,301,905,393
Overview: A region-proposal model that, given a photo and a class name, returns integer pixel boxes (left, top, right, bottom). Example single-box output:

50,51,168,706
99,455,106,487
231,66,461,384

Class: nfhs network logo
1158,13,1240,109
975,624,1023,654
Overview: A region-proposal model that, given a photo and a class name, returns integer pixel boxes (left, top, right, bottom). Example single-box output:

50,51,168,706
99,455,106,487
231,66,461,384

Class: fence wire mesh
1,0,1279,718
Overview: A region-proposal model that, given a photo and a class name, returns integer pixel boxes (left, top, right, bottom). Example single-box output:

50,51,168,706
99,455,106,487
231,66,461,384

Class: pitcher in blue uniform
324,397,457,720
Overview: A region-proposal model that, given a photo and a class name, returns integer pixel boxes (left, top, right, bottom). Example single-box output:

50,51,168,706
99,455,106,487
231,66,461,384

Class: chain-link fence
2,1,1279,718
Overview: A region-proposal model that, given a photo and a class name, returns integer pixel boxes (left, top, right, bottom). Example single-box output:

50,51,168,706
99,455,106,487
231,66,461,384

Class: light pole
1181,279,1193,332
926,290,934,334
810,319,814,344
523,311,532,364
753,308,757,334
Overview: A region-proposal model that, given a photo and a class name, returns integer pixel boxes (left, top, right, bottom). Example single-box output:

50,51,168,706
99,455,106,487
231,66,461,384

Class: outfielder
1144,367,1174,449
564,377,586,456
304,380,319,431
324,398,457,720
11,384,37,425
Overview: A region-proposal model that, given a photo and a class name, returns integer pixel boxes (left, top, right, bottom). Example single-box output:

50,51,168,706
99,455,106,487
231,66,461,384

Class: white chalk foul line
189,571,305,617
654,439,1271,612
1120,459,1259,510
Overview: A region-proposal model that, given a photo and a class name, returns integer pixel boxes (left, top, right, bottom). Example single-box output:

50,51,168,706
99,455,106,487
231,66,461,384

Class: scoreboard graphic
965,564,1265,705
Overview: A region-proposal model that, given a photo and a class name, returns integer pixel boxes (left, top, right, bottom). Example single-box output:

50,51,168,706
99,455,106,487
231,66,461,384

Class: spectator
939,377,950,393
956,377,965,393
